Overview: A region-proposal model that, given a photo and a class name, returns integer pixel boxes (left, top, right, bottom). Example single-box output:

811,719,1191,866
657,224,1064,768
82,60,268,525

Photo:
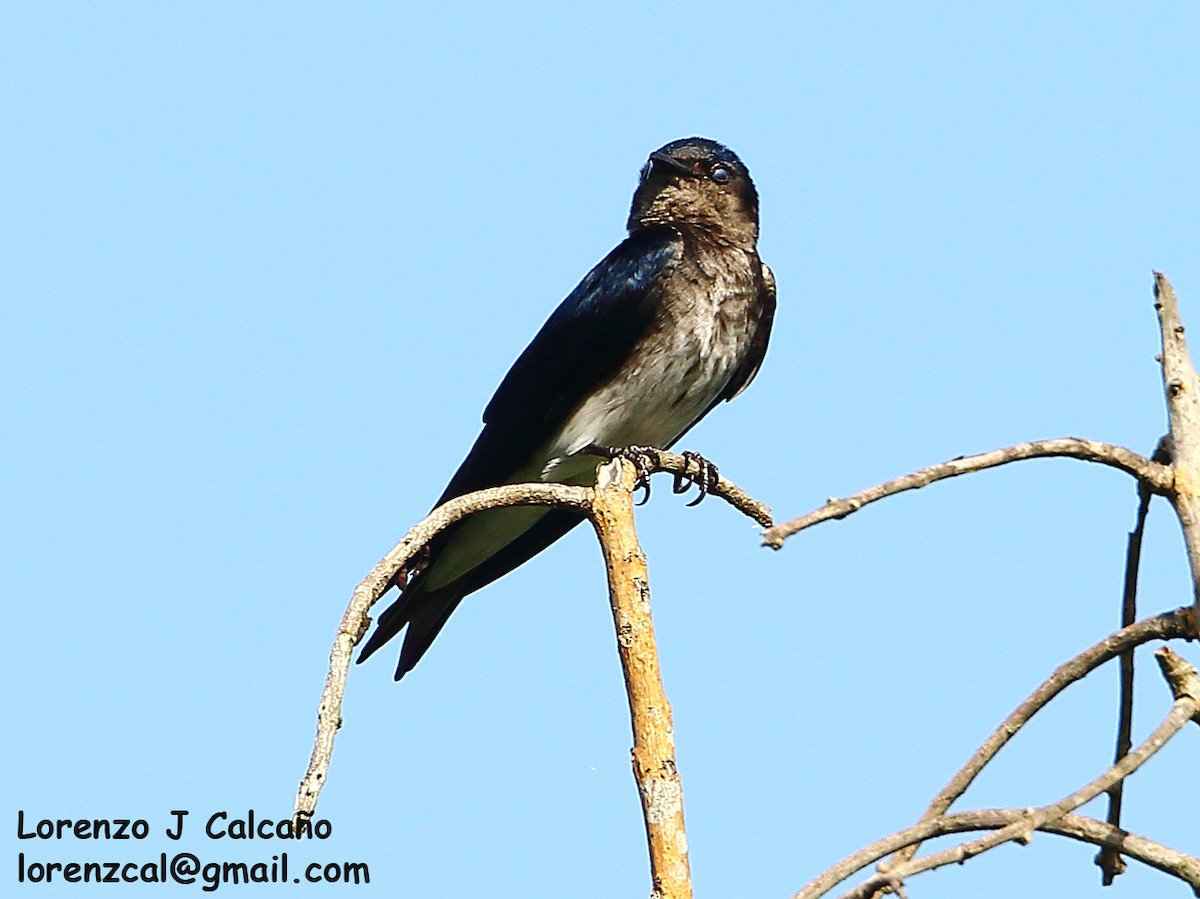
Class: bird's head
628,137,759,247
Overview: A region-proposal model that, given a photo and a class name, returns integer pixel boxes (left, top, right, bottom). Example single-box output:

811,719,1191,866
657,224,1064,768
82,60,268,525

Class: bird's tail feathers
356,580,466,681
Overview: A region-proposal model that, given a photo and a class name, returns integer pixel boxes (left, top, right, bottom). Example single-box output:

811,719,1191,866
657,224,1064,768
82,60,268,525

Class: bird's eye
711,166,731,184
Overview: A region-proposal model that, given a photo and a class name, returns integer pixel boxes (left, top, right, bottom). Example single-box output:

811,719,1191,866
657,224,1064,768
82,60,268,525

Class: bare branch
1155,645,1200,717
886,608,1195,873
762,438,1172,549
294,481,593,821
591,459,693,899
1098,438,1166,884
799,276,1200,897
293,456,756,895
831,651,1200,899
1155,273,1200,614
648,449,774,527
793,809,1200,898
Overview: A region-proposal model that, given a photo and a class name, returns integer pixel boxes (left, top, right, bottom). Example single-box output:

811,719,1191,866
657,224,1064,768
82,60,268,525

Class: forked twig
879,608,1194,878
793,808,1200,898
796,649,1200,899
294,456,768,899
782,274,1200,897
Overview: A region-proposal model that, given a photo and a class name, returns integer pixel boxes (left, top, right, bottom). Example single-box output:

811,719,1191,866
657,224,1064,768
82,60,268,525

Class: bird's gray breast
548,242,761,467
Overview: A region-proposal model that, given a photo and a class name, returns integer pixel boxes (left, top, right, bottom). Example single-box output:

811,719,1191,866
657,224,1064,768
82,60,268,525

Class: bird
358,137,776,680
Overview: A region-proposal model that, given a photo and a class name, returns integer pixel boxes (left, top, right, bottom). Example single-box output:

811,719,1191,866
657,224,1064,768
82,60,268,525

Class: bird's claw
581,443,661,504
622,445,661,504
672,450,719,506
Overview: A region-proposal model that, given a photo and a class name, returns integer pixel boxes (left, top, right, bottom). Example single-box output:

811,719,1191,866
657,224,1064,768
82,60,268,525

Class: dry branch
294,481,593,819
793,809,1200,898
1155,272,1200,614
763,438,1172,549
1156,645,1200,716
1098,439,1166,884
295,454,769,895
792,273,1200,897
648,448,774,527
825,650,1200,899
591,459,692,899
293,272,1200,897
884,607,1195,874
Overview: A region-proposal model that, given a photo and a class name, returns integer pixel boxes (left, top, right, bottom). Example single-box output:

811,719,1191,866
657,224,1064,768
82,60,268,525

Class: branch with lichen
591,459,692,899
294,456,768,899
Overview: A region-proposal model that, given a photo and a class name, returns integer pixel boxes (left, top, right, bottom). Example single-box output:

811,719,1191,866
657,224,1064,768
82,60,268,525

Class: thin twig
590,458,692,899
762,438,1172,549
650,449,774,527
293,481,593,821
883,608,1195,874
1097,435,1171,883
833,651,1200,899
793,809,1200,898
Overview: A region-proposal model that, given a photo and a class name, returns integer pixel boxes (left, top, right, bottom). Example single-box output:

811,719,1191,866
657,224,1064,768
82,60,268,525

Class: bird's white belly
551,356,724,459
422,361,727,593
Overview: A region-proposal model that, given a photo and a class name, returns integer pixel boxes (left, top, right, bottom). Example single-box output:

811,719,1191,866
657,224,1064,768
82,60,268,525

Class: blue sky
4,3,1198,897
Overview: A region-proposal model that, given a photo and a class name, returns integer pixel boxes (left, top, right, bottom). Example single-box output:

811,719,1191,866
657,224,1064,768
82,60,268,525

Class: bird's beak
648,151,696,177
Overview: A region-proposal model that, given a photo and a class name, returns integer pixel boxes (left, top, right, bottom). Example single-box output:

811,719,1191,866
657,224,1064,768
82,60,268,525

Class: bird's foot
581,443,662,505
673,450,720,506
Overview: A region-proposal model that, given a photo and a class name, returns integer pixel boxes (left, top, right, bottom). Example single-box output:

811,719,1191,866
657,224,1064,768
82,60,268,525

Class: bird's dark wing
428,224,684,503
486,225,684,426
453,223,686,487
357,226,683,677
